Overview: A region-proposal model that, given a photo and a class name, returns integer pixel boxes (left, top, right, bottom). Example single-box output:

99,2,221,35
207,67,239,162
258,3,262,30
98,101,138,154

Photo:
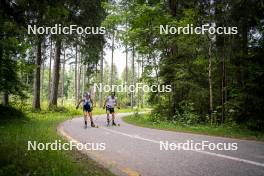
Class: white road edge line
101,126,264,168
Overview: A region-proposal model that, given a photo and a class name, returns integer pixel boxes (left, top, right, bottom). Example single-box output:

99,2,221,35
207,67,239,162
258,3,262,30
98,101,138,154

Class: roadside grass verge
123,114,264,141
0,105,129,176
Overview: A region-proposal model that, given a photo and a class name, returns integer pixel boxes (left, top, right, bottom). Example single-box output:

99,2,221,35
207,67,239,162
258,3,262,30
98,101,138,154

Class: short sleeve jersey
106,96,117,108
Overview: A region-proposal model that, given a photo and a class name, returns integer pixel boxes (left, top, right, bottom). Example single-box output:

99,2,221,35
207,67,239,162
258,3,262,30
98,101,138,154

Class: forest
1,0,264,175
1,0,264,130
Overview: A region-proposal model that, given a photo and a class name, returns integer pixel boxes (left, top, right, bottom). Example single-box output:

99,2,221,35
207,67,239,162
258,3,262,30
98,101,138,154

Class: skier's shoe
112,121,116,126
91,121,95,127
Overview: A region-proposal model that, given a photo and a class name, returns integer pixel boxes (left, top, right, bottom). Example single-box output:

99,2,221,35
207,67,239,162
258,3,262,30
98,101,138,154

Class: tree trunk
125,20,129,100
208,41,213,124
125,43,128,98
168,1,178,116
77,53,82,101
110,31,115,87
221,55,226,124
141,55,144,108
82,64,86,98
61,48,66,105
33,38,42,110
168,0,177,17
237,13,248,88
2,92,9,106
99,49,104,108
215,0,225,124
48,38,52,100
41,59,45,98
152,54,160,104
137,56,140,108
49,40,61,108
131,45,135,108
75,45,78,105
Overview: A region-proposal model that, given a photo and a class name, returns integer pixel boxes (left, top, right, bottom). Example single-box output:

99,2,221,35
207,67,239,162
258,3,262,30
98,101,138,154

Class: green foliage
1,0,264,133
108,0,264,132
124,114,264,141
0,105,114,176
173,102,199,125
0,6,28,98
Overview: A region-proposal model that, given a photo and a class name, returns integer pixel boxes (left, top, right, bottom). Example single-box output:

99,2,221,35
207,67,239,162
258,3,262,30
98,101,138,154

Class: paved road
58,113,264,176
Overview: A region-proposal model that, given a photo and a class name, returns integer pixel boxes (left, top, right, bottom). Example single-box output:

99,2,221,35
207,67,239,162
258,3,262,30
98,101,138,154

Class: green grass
123,114,264,141
0,104,133,176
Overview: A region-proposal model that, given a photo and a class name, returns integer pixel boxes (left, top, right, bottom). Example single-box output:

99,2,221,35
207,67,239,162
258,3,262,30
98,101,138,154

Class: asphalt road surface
58,113,264,176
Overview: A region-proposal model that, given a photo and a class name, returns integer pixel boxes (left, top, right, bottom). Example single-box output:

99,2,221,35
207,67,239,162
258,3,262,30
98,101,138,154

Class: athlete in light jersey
76,92,95,128
103,92,119,126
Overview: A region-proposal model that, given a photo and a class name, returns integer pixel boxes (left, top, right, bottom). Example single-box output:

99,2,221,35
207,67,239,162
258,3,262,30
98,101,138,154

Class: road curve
58,113,264,176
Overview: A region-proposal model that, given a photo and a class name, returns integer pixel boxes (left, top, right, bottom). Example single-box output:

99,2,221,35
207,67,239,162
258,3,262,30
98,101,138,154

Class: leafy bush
174,102,199,125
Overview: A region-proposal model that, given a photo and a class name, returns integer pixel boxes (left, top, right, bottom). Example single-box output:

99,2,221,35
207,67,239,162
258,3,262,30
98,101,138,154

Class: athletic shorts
83,104,92,112
106,106,114,113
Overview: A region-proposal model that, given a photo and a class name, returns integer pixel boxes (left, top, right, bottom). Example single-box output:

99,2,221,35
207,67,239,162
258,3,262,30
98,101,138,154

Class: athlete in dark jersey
76,92,95,128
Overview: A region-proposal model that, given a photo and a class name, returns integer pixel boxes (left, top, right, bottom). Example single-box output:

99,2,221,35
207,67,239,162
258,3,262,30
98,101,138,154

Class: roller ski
83,121,98,128
107,119,120,127
107,119,110,127
84,121,88,129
